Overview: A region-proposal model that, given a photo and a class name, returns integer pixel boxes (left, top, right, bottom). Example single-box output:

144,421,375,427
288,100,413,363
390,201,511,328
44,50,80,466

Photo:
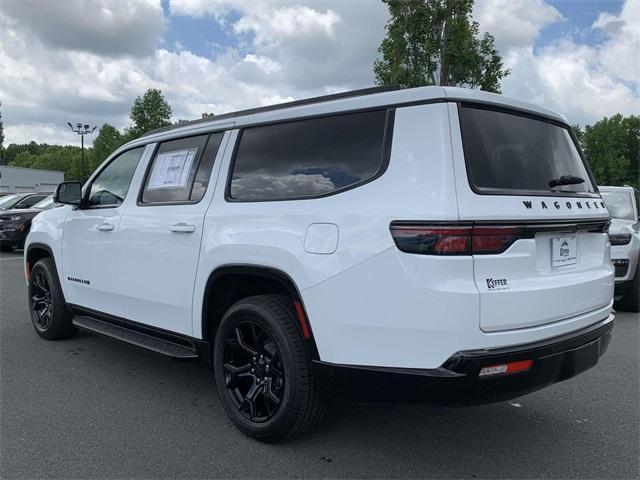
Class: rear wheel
213,295,325,442
621,261,640,313
29,257,76,340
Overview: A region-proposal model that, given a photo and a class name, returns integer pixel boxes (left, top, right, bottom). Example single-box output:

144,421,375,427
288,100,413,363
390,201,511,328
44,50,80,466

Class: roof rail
141,85,404,138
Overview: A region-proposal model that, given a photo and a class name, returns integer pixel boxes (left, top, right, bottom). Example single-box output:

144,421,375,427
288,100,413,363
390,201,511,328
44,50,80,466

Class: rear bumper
313,315,614,405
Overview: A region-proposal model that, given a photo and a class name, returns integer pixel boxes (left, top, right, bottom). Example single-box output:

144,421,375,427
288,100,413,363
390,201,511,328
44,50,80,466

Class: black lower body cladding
314,317,613,405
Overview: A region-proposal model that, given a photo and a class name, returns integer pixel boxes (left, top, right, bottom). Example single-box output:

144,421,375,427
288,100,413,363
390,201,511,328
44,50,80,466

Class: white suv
25,86,615,442
600,186,640,311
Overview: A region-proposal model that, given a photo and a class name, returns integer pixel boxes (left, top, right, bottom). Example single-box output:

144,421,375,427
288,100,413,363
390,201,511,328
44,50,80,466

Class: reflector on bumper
479,360,533,377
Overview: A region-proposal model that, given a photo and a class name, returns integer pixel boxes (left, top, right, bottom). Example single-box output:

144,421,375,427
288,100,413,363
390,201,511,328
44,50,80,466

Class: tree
89,123,125,172
581,114,640,189
10,145,83,181
4,141,49,164
374,0,509,93
572,124,584,146
127,88,172,139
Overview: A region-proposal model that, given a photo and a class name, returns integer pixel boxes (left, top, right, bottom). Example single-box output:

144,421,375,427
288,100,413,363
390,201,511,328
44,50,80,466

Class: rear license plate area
551,235,577,268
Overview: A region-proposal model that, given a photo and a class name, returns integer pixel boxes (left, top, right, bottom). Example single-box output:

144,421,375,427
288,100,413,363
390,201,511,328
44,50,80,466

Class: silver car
601,186,640,312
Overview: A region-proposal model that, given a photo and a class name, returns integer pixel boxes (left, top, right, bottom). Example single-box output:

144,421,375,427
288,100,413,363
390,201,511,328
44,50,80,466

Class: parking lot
1,249,638,479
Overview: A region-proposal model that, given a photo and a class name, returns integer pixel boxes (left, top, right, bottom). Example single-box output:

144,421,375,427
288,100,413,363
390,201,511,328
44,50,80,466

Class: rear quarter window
228,110,392,201
459,105,595,196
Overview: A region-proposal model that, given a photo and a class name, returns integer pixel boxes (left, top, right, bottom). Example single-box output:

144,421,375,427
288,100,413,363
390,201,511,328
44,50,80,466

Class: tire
28,257,77,340
213,294,325,442
620,262,640,313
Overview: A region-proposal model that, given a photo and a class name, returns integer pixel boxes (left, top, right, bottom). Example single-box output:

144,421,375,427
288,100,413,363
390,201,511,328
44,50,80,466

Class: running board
72,315,199,360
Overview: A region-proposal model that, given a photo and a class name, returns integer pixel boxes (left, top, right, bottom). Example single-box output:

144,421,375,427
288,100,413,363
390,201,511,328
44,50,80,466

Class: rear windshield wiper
548,175,585,188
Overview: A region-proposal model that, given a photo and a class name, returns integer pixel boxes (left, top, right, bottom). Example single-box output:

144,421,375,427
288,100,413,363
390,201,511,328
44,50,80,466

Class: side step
72,315,199,360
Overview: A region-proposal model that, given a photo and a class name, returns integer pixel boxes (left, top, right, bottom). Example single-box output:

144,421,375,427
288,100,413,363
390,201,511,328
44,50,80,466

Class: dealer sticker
551,236,577,268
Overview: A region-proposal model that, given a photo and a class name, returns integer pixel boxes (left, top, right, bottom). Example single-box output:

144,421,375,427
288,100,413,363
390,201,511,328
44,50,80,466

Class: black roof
141,85,403,138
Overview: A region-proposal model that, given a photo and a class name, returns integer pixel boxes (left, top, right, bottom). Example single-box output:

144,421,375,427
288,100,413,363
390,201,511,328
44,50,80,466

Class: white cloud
233,4,341,41
592,0,640,84
476,0,639,125
169,0,231,18
0,0,165,57
501,42,640,125
0,0,638,146
474,0,563,50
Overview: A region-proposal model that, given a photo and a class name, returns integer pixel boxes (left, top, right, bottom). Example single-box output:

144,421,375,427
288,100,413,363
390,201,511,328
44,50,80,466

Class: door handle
97,222,115,231
170,223,196,233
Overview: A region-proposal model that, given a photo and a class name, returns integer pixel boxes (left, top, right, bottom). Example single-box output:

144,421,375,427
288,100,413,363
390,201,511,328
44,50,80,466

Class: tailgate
473,221,613,332
449,102,614,332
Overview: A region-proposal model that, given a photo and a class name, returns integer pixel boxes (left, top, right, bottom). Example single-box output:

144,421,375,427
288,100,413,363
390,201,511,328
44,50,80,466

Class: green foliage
10,145,83,181
374,0,509,93
89,123,126,172
580,114,640,189
4,141,51,164
3,89,177,181
127,88,172,139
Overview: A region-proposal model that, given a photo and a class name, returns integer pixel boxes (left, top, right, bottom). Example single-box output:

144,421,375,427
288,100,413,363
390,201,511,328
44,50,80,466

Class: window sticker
147,148,197,190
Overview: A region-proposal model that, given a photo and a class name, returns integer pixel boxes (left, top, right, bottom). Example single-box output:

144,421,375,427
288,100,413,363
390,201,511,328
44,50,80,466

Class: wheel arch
201,264,320,360
25,242,57,276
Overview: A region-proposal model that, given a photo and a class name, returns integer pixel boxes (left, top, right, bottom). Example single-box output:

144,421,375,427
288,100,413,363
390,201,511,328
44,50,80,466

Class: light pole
68,122,96,183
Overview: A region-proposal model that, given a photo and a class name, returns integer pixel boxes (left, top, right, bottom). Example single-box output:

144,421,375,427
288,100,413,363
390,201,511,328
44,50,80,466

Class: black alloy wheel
31,270,53,332
223,321,285,422
213,295,326,442
28,257,76,340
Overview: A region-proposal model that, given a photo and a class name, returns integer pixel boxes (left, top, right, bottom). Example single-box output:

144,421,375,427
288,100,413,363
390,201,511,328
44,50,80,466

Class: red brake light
390,225,472,255
472,226,521,254
390,223,523,255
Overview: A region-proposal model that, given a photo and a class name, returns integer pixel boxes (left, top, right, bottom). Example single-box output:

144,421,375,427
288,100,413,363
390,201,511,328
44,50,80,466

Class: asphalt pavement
1,250,638,479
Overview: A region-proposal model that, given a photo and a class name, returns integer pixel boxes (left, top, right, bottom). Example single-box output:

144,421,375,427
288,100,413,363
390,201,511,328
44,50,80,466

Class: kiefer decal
523,200,607,211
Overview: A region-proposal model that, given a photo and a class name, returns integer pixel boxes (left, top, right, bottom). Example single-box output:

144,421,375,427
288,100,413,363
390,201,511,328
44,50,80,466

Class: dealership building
0,165,64,196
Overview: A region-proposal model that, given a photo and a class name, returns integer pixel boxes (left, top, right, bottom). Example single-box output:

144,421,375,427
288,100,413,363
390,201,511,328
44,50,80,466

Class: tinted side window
88,147,145,208
229,110,389,200
141,133,223,204
17,195,46,208
190,133,224,202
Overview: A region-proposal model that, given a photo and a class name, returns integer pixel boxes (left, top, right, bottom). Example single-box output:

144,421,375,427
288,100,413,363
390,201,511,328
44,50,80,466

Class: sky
0,0,638,146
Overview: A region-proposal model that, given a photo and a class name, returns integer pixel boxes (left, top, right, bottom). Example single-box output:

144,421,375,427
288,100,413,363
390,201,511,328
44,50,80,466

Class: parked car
0,192,49,211
600,186,640,312
25,86,614,442
0,196,59,252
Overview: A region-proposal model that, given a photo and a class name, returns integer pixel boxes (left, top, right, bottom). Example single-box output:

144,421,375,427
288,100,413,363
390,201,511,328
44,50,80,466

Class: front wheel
213,295,325,442
28,257,76,340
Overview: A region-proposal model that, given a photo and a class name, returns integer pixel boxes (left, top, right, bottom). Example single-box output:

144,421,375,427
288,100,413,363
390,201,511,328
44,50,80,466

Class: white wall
0,166,64,194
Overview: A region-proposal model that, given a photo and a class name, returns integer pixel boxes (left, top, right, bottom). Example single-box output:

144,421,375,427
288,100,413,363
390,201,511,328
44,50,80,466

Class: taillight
389,225,471,255
609,233,632,246
390,223,522,255
472,226,522,254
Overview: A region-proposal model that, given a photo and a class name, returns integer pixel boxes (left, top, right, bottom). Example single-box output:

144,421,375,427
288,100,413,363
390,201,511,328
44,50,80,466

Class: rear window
459,106,595,195
602,191,635,221
229,110,390,201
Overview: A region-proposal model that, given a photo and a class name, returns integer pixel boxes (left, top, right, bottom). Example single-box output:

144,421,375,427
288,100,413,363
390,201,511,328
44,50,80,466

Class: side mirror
54,182,83,206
